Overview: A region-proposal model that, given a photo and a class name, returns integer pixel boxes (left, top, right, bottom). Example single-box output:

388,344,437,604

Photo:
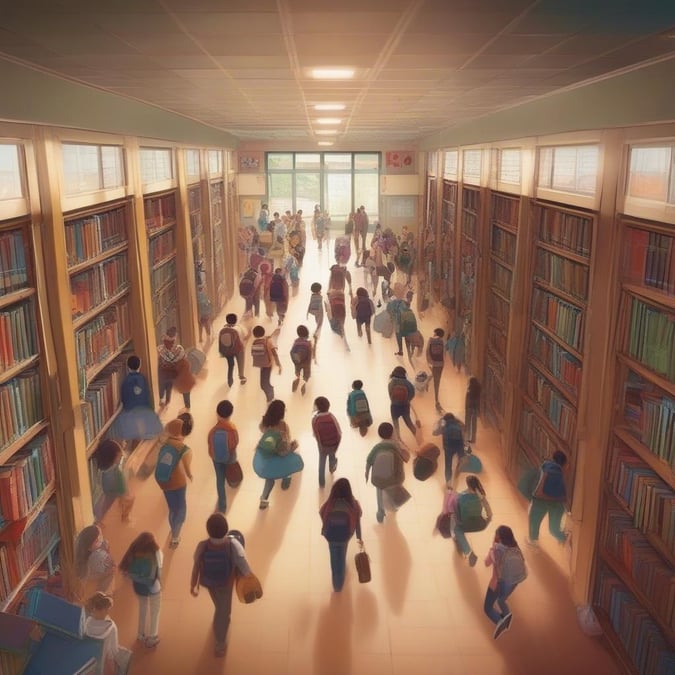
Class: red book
0,467,21,521
626,228,649,284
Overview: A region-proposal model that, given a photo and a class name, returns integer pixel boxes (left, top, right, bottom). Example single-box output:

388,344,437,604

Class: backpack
370,445,404,489
308,293,322,315
413,443,440,481
100,465,126,496
355,297,373,322
312,413,341,451
154,444,186,484
330,293,346,320
256,429,282,456
499,546,528,586
351,391,370,415
127,555,156,586
533,461,567,501
269,273,285,302
428,337,445,364
398,307,417,337
456,492,487,532
322,499,356,542
329,265,346,291
390,380,410,405
212,428,230,464
290,338,312,365
199,540,232,588
219,326,242,357
239,269,257,298
251,338,272,368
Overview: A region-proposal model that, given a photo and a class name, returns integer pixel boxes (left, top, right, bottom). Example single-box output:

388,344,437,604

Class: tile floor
99,237,620,675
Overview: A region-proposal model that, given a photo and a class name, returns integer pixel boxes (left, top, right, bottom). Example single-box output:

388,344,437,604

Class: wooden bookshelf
418,176,438,311
592,215,675,675
440,179,457,309
209,180,226,313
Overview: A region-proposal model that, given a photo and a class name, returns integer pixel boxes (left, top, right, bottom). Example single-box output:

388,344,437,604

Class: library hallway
102,237,619,675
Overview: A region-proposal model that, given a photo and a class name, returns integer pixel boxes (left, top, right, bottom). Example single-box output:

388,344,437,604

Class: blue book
22,589,85,639
0,610,42,655
23,631,102,675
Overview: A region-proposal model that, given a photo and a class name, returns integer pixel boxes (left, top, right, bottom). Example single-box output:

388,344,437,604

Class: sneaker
468,552,478,567
240,377,247,385
493,613,512,640
376,510,385,523
301,382,307,396
281,476,292,490
259,499,269,510
292,378,300,392
137,634,145,642
145,636,160,648
169,537,180,549
525,538,540,548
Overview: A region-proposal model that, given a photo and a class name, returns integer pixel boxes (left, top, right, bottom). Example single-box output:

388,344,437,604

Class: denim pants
465,406,478,443
453,523,471,555
391,403,416,438
225,352,245,386
162,486,187,538
528,498,566,542
484,580,517,624
213,461,228,512
259,367,274,402
328,541,349,591
207,583,235,645
318,451,337,487
444,445,464,483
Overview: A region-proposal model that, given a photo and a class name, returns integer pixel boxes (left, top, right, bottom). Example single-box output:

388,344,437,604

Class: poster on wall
238,151,263,172
385,151,415,173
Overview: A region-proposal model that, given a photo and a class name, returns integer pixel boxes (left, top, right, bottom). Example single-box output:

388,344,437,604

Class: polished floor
101,235,620,675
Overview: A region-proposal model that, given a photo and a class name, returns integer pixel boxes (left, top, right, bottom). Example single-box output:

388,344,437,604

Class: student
395,233,415,286
351,286,376,344
259,260,274,319
388,366,417,443
426,328,446,412
386,284,413,356
155,418,193,548
433,412,465,485
269,267,289,326
446,331,466,373
290,325,314,395
365,423,410,523
253,400,303,509
527,451,569,546
250,325,282,403
157,327,194,409
319,478,363,591
315,210,329,250
84,592,132,675
442,475,492,567
404,329,425,363
484,525,528,640
325,288,350,351
197,285,213,342
346,379,373,437
74,524,116,597
218,313,249,387
306,282,324,338
119,532,163,648
93,439,134,524
190,514,255,657
328,262,352,295
238,265,262,317
312,396,342,487
207,400,239,514
465,376,482,443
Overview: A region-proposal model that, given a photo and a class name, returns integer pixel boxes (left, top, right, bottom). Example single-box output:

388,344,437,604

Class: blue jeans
163,486,187,538
465,407,478,443
213,461,228,512
444,445,464,482
484,580,517,624
391,404,416,438
528,498,566,543
328,541,349,591
453,524,471,555
318,451,337,487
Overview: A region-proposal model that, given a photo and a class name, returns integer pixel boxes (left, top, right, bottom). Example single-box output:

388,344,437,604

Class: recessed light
314,103,346,111
315,130,338,136
310,68,354,80
315,118,342,125
318,141,334,146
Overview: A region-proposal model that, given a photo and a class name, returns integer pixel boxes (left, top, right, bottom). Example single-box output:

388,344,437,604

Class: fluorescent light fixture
314,103,346,111
318,141,334,146
310,68,354,80
315,118,342,125
315,130,338,136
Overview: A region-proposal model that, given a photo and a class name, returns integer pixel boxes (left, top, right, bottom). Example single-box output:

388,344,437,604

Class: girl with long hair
74,524,116,597
465,377,482,443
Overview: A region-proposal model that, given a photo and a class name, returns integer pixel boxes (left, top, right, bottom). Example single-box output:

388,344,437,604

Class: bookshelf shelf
85,403,122,459
83,338,131,392
0,421,49,466
593,608,640,675
522,391,573,449
533,276,587,309
147,219,175,240
66,242,127,276
622,282,674,309
531,319,583,362
71,287,129,331
490,254,514,271
614,427,675,490
0,355,39,388
0,287,35,312
529,357,578,405
536,239,591,266
491,220,517,235
0,482,55,541
151,252,176,272
489,285,511,305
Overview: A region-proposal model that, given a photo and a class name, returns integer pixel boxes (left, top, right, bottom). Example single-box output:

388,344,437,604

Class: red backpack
219,327,243,357
312,413,341,452
390,379,410,405
330,293,346,320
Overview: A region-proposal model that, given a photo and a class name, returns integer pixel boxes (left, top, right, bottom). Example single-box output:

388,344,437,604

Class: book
22,589,84,639
0,610,43,655
22,631,103,675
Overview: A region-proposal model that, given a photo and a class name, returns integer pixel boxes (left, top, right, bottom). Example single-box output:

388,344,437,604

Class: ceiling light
315,130,338,136
314,103,346,111
315,118,342,125
310,68,354,80
318,141,334,146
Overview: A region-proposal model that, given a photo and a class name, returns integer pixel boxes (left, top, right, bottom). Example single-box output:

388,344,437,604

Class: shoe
145,636,160,648
359,426,368,437
525,538,540,548
329,459,338,474
468,552,478,567
493,613,512,640
376,510,385,523
214,642,226,657
281,476,292,490
301,383,306,396
137,633,145,642
292,378,300,392
240,377,247,385
394,351,403,356
169,537,180,549
259,499,269,510
227,380,234,388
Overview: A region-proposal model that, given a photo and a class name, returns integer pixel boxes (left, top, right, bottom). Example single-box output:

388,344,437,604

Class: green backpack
457,492,487,532
398,307,417,337
256,429,283,456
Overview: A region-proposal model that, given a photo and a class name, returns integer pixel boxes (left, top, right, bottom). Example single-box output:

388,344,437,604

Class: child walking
351,287,376,344
312,397,342,487
465,376,481,443
346,379,373,437
75,524,116,597
84,592,132,674
93,439,134,524
290,325,314,395
207,400,239,513
251,325,282,403
306,282,325,338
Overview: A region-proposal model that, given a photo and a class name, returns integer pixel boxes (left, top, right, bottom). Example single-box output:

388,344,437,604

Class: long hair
74,525,100,578
466,475,486,496
328,477,355,505
261,399,286,428
495,525,518,548
119,531,159,572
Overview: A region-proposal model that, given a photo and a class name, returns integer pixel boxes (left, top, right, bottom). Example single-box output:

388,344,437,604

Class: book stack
519,404,565,463
149,228,176,267
0,229,29,297
490,259,512,298
0,298,38,370
64,207,126,267
531,287,584,352
81,360,124,449
0,611,43,675
535,204,592,257
490,223,516,263
624,226,674,294
70,253,129,319
530,326,582,397
535,249,589,300
150,257,177,295
0,370,44,451
144,192,177,233
526,366,577,443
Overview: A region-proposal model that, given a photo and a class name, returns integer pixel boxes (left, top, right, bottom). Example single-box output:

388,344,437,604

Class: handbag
436,512,453,538
384,484,411,509
235,572,263,604
225,461,243,488
354,542,371,583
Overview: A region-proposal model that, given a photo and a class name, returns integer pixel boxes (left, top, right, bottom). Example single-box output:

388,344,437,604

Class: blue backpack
199,540,232,588
155,443,186,483
213,429,230,464
128,555,156,585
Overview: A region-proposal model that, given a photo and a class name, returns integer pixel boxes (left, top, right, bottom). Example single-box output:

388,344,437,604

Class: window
267,153,293,170
139,147,173,184
0,144,24,200
538,145,599,196
499,148,521,186
463,149,482,185
627,145,675,204
62,143,124,195
295,153,320,170
427,151,438,176
207,149,222,176
186,149,200,182
443,150,458,179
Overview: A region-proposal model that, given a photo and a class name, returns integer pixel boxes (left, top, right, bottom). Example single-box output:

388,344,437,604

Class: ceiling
1,0,675,147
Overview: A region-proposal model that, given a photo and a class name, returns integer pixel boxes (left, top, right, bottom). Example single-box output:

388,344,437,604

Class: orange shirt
207,419,239,461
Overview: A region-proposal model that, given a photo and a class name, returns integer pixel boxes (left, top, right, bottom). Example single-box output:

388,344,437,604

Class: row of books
530,326,582,397
488,291,510,328
594,566,674,675
487,322,507,360
519,404,565,463
0,298,38,372
70,254,129,320
607,444,674,553
188,185,201,214
526,366,577,443
531,287,584,352
81,361,123,448
533,203,593,258
462,186,480,213
0,229,30,298
602,508,674,633
490,224,517,266
151,257,177,294
622,372,675,468
624,296,675,383
149,228,176,267
75,302,130,391
0,503,59,605
623,226,674,295
461,209,478,240
0,370,43,452
490,193,519,228
490,259,513,298
535,248,589,300
144,193,177,232
152,279,177,325
442,180,458,207
64,207,127,268
0,434,54,527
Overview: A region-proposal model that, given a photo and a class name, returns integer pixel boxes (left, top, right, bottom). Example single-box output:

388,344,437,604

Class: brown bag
354,543,371,583
235,573,263,604
225,461,243,488
173,357,196,393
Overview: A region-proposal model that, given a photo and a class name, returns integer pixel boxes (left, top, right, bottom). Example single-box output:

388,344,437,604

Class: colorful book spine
81,361,124,448
624,226,674,294
519,405,565,462
149,229,176,267
0,298,38,371
0,370,44,451
526,367,577,443
531,287,584,352
530,325,582,397
64,208,126,267
535,248,589,300
535,204,592,258
145,194,177,232
0,229,30,297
